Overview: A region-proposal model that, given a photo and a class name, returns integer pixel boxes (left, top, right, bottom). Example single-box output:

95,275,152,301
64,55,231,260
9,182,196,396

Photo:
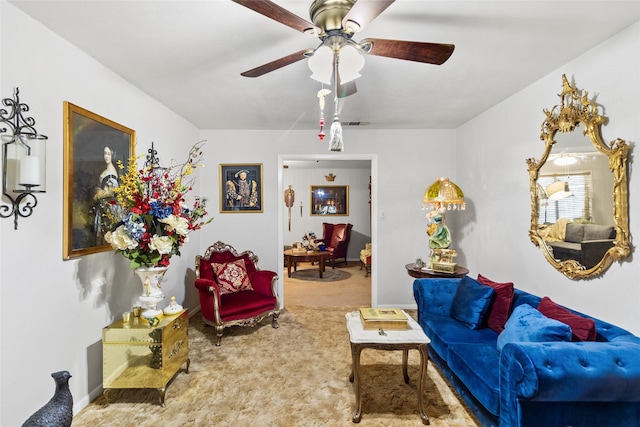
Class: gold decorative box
102,309,190,406
431,261,457,274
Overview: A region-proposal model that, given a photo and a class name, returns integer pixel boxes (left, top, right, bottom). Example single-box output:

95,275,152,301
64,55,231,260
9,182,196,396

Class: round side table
405,263,469,279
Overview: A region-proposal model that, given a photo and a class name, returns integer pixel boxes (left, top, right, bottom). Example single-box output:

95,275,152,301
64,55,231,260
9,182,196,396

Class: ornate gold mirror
527,75,630,279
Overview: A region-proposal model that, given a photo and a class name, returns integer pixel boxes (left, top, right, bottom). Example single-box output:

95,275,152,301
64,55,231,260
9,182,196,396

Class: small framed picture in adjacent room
311,185,349,216
219,163,263,213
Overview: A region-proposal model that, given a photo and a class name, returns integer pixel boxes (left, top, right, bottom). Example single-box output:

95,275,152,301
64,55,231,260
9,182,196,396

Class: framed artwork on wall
310,185,349,216
63,102,136,259
219,163,263,213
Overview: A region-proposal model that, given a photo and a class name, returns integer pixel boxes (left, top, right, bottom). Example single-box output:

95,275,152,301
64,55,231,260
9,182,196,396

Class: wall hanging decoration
284,184,295,231
63,102,135,259
219,163,263,213
311,185,348,216
0,88,48,230
527,74,630,279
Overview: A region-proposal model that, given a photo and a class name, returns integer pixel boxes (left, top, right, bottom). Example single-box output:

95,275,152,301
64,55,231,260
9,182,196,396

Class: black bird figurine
22,371,73,427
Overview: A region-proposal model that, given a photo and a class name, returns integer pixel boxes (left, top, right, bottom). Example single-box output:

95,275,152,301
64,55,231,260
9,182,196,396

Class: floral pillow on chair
211,259,254,294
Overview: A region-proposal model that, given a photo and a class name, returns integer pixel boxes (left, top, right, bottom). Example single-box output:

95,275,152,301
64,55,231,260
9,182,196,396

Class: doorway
277,154,377,308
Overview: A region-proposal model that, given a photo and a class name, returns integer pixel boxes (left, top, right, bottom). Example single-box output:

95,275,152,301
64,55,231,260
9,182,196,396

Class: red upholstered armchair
195,241,280,346
320,222,353,268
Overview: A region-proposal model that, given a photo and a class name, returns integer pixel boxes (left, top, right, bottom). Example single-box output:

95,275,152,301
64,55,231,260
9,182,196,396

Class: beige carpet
284,261,372,307
72,305,479,427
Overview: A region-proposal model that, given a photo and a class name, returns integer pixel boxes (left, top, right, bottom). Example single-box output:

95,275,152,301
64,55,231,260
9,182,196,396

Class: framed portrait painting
219,163,263,213
311,185,349,216
63,102,135,259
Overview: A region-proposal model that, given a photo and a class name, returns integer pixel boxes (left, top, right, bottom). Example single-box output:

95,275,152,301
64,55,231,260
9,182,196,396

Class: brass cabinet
102,310,190,406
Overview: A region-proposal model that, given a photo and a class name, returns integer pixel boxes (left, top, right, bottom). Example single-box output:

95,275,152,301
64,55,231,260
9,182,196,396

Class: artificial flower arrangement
302,232,324,251
105,142,212,269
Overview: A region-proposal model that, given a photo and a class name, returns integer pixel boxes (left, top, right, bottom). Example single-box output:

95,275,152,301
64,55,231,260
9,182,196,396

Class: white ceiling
9,1,640,131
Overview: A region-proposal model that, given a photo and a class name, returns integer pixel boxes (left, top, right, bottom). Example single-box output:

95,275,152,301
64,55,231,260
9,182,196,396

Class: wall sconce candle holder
1,88,48,229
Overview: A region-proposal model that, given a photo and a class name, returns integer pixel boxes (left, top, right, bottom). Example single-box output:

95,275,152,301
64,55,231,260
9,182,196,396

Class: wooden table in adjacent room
405,263,469,279
345,311,431,424
284,249,330,278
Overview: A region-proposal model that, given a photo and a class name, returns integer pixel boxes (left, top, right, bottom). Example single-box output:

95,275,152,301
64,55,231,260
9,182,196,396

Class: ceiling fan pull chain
317,87,331,142
329,50,344,152
329,115,343,152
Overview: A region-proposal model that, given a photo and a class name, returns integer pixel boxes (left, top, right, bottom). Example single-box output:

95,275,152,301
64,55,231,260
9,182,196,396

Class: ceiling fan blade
232,0,320,34
361,38,455,65
338,80,357,98
336,70,358,98
342,0,395,33
241,49,314,77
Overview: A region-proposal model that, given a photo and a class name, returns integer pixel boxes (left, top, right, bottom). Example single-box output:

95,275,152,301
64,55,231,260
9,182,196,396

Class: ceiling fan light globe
308,45,333,84
554,155,578,166
338,44,364,83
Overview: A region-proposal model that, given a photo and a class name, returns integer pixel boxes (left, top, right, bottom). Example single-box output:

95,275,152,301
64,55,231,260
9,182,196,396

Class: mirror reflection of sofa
542,221,616,268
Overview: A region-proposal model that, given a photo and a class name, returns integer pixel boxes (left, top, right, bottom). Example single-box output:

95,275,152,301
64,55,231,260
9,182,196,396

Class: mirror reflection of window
538,172,592,224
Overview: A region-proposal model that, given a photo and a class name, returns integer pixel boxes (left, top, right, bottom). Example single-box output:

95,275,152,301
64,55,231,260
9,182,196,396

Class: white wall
1,3,202,425
197,129,456,308
456,22,640,334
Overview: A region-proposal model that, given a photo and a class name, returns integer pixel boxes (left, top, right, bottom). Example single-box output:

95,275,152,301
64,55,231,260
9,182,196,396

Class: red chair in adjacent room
319,222,353,268
194,241,280,346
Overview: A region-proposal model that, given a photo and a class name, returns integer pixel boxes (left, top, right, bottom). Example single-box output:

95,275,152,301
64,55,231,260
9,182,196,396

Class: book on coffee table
359,308,408,330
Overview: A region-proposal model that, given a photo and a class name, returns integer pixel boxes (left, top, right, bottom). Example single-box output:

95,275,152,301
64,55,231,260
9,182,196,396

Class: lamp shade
546,180,571,201
423,177,465,211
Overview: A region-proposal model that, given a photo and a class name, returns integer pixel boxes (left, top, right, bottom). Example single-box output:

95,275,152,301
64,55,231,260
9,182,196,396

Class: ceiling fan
232,0,455,96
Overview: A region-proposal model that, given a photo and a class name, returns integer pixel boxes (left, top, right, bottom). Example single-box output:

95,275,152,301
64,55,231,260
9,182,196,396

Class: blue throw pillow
497,304,573,351
450,276,495,329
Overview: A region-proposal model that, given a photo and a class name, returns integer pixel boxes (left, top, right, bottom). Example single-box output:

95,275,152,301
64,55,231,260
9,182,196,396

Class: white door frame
277,153,378,308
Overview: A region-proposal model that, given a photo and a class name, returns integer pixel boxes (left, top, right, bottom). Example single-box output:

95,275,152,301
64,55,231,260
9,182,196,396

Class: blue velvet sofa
413,276,640,427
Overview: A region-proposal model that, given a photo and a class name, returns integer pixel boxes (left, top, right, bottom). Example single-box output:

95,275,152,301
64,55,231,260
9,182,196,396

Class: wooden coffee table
284,249,330,278
345,311,431,424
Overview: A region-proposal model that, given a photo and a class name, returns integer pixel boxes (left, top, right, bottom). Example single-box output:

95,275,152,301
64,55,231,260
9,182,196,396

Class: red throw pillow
211,259,253,295
477,274,515,333
538,296,596,341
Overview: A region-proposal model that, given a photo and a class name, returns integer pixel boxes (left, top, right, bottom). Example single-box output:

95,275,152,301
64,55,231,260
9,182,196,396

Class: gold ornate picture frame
63,102,136,259
310,185,349,216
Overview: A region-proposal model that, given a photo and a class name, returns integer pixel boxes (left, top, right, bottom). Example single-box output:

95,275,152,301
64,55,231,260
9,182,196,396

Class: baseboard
74,385,103,416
